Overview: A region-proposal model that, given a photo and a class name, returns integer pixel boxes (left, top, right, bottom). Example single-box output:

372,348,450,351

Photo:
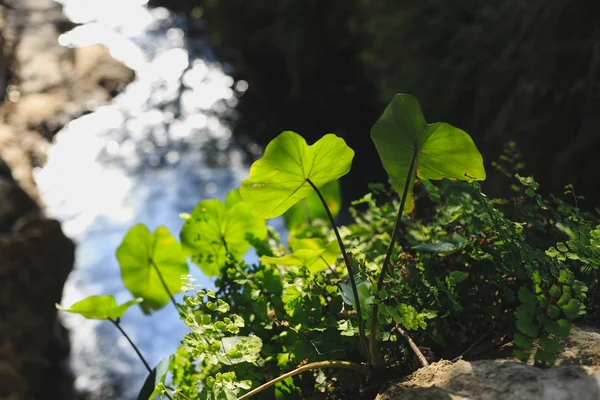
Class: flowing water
35,1,271,398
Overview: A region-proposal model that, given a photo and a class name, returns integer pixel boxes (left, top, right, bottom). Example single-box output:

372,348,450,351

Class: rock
377,326,600,400
0,217,75,400
0,174,38,233
0,0,134,200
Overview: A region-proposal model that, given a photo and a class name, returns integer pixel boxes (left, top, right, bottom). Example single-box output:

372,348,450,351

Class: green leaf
448,271,468,283
116,224,188,313
516,318,539,338
534,348,558,366
538,337,561,355
218,335,263,365
180,191,267,276
283,181,341,230
240,131,354,219
560,299,585,320
339,275,372,309
412,242,457,255
513,333,534,350
544,319,570,337
371,94,485,212
282,286,303,304
136,357,171,400
547,305,561,320
288,238,340,273
514,349,530,362
56,295,142,320
518,287,537,305
558,269,574,285
572,280,588,299
261,249,325,268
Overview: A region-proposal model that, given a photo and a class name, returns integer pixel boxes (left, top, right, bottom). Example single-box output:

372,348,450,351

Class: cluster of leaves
56,94,599,399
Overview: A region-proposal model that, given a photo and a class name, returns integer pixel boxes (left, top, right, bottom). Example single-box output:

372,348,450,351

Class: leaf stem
237,360,366,400
369,146,417,366
306,178,369,360
150,260,181,311
109,318,152,373
396,325,428,367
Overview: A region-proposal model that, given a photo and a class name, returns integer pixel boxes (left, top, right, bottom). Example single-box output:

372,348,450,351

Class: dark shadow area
152,0,600,211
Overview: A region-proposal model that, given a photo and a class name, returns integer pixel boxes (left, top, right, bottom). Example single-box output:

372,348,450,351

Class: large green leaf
283,180,341,230
180,190,267,277
116,224,188,314
371,94,486,212
56,295,142,320
240,131,354,219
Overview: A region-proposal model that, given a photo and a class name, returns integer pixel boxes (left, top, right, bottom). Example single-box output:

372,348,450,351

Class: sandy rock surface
378,326,600,400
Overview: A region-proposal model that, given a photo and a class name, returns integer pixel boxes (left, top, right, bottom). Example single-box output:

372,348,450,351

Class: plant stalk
306,178,369,361
396,325,428,367
109,318,152,373
237,361,366,400
151,259,181,311
368,146,417,366
110,318,175,400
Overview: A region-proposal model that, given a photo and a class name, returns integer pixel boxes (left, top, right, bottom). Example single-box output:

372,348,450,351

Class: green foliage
62,95,599,399
371,94,486,212
180,190,267,276
56,295,142,320
240,131,354,219
116,224,188,313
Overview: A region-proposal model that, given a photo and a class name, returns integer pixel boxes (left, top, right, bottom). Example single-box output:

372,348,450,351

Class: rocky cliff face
0,1,134,399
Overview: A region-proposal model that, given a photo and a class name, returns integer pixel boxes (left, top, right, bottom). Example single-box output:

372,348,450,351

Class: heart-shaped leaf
116,224,188,314
240,131,354,219
56,295,142,320
283,180,342,230
180,190,267,277
371,94,486,213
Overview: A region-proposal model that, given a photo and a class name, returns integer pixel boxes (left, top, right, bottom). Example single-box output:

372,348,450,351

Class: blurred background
0,0,598,399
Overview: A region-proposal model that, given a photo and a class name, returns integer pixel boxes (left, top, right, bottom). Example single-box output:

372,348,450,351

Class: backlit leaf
181,190,267,276
56,295,142,320
371,94,485,212
117,224,188,313
240,131,354,219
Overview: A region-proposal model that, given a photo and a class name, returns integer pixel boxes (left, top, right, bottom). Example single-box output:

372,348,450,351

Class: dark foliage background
153,0,600,209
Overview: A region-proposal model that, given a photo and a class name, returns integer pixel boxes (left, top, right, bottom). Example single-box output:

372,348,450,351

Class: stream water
35,1,267,398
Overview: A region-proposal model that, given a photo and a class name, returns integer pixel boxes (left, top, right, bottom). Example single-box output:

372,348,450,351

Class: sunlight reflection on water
36,1,260,398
